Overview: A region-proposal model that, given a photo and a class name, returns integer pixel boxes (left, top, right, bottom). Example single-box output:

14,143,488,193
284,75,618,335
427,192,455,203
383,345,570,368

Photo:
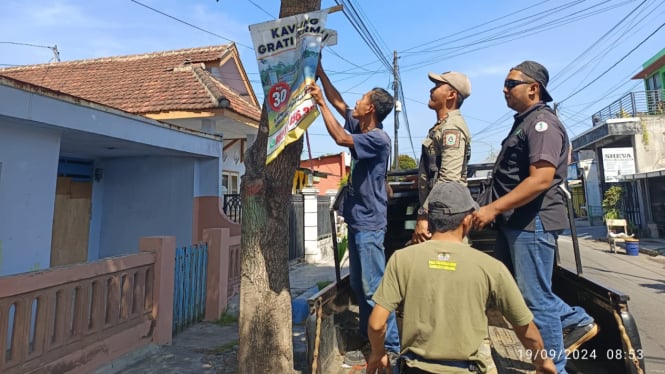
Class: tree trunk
238,1,321,373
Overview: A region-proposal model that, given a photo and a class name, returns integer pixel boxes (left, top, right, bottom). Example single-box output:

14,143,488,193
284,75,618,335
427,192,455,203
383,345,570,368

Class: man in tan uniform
412,71,472,243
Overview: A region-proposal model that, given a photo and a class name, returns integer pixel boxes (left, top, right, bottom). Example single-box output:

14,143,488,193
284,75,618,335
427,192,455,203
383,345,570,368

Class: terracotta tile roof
0,44,261,122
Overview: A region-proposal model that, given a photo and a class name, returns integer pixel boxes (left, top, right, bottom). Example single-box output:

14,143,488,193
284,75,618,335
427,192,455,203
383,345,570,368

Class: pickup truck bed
305,166,645,374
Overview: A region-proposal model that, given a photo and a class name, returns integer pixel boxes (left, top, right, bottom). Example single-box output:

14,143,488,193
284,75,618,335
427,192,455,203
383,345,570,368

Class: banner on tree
249,10,337,164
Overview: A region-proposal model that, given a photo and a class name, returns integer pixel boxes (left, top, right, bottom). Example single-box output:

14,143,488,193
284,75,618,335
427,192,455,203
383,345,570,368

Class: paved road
558,234,665,374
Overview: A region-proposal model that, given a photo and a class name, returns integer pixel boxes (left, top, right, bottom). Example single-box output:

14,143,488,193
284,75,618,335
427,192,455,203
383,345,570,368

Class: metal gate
317,195,332,239
173,243,208,335
571,185,587,217
620,181,641,228
289,194,304,261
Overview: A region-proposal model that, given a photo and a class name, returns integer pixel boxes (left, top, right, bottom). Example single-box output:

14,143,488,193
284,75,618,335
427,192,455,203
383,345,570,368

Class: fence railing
220,192,332,262
173,243,208,335
0,252,156,373
223,194,241,223
592,90,665,126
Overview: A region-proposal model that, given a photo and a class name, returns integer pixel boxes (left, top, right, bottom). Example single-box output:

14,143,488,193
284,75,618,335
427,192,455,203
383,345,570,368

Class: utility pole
392,50,400,171
51,45,60,63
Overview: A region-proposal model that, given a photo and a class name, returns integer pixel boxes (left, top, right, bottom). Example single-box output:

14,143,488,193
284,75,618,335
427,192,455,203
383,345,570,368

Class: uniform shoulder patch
534,121,549,132
442,129,461,148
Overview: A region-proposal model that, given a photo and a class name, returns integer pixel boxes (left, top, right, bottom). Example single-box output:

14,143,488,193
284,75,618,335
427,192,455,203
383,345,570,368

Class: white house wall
0,121,60,276
633,116,665,172
223,140,246,176
97,156,196,258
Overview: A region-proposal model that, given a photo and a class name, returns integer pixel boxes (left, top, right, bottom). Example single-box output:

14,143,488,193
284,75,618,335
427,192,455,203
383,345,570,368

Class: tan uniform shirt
418,110,471,214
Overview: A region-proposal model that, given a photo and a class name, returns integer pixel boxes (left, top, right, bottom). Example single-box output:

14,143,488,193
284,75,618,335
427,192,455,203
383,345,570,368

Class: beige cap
428,71,471,99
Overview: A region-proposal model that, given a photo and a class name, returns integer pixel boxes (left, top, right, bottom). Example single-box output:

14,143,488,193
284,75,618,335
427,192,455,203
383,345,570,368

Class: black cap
512,60,553,102
428,182,479,215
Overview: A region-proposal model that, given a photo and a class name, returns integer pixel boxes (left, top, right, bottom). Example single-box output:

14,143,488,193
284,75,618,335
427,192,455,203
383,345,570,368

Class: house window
646,74,661,91
222,172,240,194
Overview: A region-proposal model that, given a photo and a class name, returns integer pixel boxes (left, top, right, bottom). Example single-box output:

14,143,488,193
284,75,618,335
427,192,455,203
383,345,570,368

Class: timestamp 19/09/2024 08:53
518,348,644,361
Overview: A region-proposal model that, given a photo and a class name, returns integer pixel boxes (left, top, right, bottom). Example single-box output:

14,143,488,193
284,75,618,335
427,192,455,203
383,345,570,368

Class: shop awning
571,118,641,151
617,168,665,181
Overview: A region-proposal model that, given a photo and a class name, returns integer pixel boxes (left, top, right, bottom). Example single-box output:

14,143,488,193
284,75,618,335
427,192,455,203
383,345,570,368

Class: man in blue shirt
308,61,399,367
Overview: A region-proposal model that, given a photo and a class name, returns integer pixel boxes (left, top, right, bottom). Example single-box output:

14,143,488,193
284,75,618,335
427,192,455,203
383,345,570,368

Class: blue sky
1,0,663,163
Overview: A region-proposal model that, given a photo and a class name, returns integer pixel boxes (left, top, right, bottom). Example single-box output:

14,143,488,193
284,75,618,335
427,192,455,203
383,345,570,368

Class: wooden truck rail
305,165,645,374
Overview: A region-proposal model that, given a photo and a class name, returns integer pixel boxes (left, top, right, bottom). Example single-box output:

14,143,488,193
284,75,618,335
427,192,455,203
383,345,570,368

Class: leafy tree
602,185,623,221
238,1,321,373
398,154,417,169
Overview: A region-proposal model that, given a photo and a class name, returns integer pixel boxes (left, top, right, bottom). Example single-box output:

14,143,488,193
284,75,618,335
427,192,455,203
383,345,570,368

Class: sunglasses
504,79,535,89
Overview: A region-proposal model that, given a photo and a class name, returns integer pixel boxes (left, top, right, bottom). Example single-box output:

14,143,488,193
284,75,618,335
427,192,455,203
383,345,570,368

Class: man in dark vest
472,60,597,373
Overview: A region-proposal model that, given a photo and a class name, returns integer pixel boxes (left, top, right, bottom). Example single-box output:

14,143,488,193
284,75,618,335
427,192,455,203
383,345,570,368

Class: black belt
400,352,480,373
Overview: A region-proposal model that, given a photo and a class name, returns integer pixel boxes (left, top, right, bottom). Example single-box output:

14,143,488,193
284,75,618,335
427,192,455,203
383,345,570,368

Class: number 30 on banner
268,82,291,112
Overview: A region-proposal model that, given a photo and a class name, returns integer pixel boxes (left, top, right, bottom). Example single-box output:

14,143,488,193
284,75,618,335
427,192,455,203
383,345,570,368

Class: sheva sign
602,147,635,182
249,10,336,165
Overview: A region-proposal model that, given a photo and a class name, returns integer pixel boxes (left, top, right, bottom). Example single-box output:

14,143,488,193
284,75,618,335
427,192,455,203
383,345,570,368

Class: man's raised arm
317,62,348,117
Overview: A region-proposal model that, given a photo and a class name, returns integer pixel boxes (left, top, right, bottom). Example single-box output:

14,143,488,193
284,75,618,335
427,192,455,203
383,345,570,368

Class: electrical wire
0,41,54,49
558,20,665,104
128,0,253,50
400,0,631,72
469,0,660,142
399,0,551,54
550,0,658,93
397,83,417,159
246,0,274,19
334,0,392,72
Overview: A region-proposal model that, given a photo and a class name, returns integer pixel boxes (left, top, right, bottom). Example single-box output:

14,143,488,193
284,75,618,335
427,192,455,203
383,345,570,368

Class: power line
397,82,417,159
466,0,659,141
128,0,253,50
334,0,392,72
400,0,629,72
550,0,656,92
1,41,60,62
399,0,551,54
0,41,52,49
558,20,665,104
246,0,274,19
326,47,377,73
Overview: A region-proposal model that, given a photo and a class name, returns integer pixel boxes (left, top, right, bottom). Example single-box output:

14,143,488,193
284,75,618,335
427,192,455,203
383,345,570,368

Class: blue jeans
497,216,593,374
347,228,400,353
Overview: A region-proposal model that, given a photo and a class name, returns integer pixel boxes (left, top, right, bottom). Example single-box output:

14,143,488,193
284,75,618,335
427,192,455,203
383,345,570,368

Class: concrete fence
0,194,336,373
0,236,175,374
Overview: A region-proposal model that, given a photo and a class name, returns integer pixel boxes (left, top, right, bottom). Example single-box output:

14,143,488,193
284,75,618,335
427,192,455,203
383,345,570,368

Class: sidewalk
95,256,349,374
564,218,665,256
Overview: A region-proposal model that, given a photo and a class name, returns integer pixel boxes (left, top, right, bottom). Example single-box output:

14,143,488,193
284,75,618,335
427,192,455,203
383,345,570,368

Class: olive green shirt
418,110,471,215
373,241,533,373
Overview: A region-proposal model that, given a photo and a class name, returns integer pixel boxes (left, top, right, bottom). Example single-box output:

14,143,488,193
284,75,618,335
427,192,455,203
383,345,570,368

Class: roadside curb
638,247,661,256
606,240,662,257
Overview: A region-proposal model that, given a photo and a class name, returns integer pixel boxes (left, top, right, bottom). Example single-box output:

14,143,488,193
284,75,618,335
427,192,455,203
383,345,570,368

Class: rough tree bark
238,1,321,373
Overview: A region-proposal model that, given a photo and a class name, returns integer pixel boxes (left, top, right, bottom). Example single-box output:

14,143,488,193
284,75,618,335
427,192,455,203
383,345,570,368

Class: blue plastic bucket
625,240,639,256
